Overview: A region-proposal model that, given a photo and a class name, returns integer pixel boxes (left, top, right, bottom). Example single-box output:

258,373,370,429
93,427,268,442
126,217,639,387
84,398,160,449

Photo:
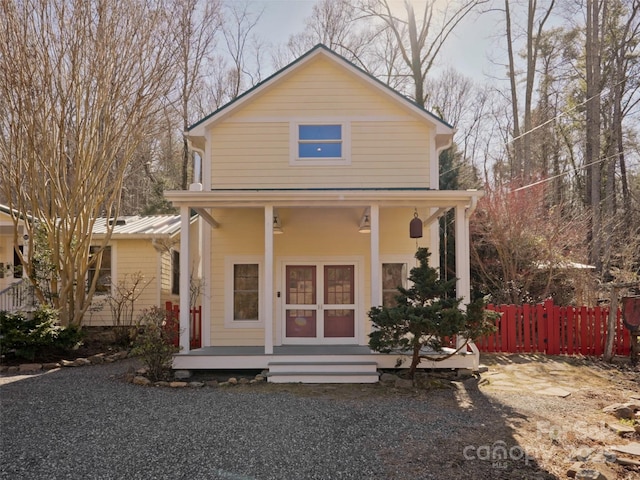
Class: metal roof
92,215,183,238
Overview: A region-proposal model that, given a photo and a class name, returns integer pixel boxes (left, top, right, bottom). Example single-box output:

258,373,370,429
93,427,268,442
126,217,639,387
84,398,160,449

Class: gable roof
187,44,453,138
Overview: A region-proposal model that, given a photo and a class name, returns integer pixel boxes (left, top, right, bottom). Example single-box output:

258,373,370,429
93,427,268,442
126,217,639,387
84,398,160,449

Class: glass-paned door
284,263,356,342
324,265,355,337
285,266,317,338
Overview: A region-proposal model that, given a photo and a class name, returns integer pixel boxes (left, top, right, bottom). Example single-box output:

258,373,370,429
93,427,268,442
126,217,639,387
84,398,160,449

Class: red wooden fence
477,299,632,356
165,301,202,349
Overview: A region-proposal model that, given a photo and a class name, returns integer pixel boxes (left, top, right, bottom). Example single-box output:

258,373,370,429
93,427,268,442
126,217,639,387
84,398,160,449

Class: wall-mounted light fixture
358,208,371,233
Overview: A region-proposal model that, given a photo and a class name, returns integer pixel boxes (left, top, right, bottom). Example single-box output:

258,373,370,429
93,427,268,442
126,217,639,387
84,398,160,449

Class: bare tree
0,0,178,326
174,0,222,189
357,0,489,106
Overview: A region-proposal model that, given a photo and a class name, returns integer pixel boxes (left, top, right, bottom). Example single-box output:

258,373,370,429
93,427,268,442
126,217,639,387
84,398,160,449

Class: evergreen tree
368,248,497,378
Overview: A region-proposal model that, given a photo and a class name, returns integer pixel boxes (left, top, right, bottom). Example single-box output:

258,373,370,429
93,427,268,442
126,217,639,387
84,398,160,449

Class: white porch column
179,206,191,354
264,205,274,354
370,204,381,308
368,204,381,346
454,204,471,304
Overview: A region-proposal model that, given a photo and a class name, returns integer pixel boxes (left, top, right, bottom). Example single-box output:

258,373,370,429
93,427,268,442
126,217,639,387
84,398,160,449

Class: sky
249,0,501,83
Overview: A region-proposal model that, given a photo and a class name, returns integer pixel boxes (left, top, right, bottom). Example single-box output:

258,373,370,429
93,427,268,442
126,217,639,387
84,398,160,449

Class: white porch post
454,204,471,304
179,206,191,354
368,204,380,346
264,205,274,354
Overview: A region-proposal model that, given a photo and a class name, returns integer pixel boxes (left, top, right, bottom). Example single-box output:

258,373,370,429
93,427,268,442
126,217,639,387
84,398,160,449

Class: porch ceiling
165,189,483,209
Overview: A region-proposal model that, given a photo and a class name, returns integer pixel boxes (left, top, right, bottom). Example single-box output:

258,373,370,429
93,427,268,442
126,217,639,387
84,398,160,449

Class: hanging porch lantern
410,209,423,238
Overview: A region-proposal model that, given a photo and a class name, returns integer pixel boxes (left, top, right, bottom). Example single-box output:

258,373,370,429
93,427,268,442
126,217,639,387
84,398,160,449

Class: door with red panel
284,264,356,343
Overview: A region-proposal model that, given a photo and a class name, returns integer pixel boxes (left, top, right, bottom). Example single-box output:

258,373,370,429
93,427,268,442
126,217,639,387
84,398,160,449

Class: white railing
0,279,36,312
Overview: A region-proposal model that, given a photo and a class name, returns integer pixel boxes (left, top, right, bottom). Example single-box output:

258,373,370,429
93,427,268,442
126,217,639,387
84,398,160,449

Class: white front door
282,263,357,344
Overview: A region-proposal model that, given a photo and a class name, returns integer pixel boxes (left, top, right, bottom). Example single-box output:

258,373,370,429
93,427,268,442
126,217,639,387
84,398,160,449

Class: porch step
267,361,379,384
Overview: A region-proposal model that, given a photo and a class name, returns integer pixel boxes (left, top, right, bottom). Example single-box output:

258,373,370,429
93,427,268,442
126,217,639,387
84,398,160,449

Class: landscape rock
227,377,238,385
19,363,42,372
169,381,187,388
42,363,60,370
379,372,398,384
204,380,219,387
238,378,249,385
132,376,151,386
154,381,170,388
7,366,18,374
570,446,595,461
602,403,634,420
254,374,265,382
88,354,105,364
74,358,91,367
575,469,606,480
567,461,583,478
188,382,205,388
394,378,414,389
0,365,8,373
173,369,192,380
60,359,77,367
606,422,636,436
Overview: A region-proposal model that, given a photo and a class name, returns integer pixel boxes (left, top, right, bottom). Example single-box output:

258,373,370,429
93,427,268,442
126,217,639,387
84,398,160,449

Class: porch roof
164,188,483,209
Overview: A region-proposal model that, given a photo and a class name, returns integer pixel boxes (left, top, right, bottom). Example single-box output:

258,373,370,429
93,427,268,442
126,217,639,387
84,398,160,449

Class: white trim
179,206,191,353
289,121,351,166
203,129,212,191
264,205,274,354
370,204,381,309
202,216,212,347
224,255,265,329
276,256,365,345
223,115,413,123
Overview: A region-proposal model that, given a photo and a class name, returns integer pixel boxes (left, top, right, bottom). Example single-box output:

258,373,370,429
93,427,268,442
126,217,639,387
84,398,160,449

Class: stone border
0,351,131,374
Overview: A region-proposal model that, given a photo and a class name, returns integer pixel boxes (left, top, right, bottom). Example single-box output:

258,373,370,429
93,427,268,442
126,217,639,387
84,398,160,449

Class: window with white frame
88,246,112,294
290,122,350,165
225,257,263,327
382,262,408,307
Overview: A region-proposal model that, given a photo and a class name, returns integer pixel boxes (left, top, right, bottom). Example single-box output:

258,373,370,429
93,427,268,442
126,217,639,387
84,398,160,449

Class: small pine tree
368,248,497,378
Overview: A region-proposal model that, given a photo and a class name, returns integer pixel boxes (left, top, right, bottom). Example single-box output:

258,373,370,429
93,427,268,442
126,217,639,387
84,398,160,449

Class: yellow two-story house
166,44,483,382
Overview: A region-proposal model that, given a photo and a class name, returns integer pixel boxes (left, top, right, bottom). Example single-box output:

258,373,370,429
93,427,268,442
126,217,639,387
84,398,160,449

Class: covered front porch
166,188,483,383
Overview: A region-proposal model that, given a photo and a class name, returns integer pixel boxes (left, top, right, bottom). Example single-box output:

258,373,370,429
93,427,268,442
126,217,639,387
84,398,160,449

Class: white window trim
224,255,264,328
380,254,415,305
289,121,351,166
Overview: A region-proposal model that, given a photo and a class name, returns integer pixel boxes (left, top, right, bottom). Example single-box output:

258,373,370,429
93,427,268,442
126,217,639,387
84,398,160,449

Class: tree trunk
585,0,602,272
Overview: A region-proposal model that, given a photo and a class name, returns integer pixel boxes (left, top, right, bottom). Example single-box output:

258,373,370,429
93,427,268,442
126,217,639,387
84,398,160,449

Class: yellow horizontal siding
210,121,430,189
206,207,431,346
208,55,433,190
85,240,159,327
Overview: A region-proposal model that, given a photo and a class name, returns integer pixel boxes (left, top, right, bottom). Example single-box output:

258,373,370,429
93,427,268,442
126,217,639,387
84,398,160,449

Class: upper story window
290,122,350,166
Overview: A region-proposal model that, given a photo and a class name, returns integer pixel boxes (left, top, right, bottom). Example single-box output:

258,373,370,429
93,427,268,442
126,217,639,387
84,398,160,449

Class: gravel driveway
1,359,574,480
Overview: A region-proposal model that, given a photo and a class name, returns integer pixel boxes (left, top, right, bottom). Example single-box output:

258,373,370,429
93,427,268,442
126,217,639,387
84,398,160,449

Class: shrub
131,307,179,381
0,307,83,361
